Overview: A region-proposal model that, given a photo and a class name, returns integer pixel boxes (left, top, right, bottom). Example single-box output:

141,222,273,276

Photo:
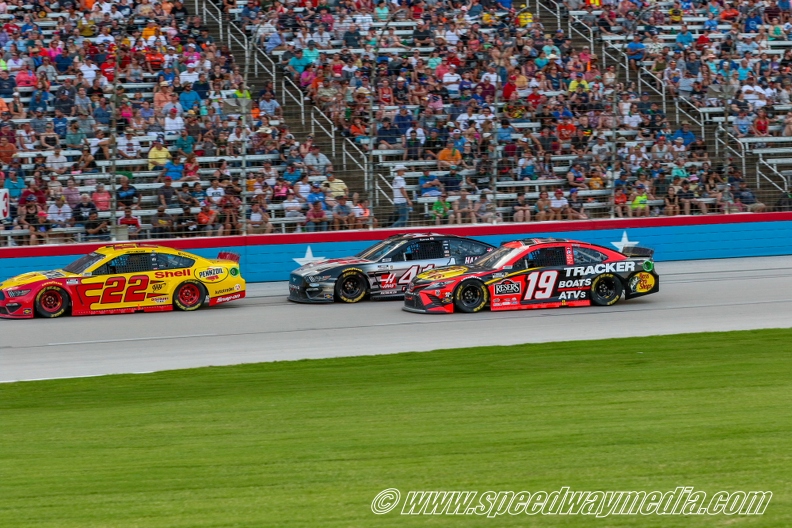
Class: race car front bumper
287,273,336,303
402,290,454,314
0,289,35,318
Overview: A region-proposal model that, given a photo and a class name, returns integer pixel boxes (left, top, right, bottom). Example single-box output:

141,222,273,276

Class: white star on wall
611,231,639,253
293,246,326,266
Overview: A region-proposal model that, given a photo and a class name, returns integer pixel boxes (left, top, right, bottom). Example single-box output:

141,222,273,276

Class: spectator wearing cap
391,165,412,228
148,139,172,171
117,129,143,163
303,41,320,64
304,145,332,176
667,120,695,146
419,169,443,197
549,189,570,221
179,62,200,84
164,108,185,133
179,82,201,111
305,200,329,232
393,106,413,137
306,182,327,210
332,195,354,230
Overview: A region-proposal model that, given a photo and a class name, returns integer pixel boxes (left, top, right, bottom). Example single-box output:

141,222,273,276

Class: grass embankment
1,330,791,527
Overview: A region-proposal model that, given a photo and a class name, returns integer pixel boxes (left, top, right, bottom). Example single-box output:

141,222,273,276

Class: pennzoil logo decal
197,267,226,282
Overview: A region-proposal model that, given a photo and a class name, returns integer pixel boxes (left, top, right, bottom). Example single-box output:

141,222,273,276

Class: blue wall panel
2,221,792,284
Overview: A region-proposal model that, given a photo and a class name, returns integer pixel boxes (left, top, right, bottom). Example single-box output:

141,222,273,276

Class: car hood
415,265,491,283
293,257,372,276
0,269,80,289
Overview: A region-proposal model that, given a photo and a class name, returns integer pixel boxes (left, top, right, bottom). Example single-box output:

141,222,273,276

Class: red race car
403,238,659,314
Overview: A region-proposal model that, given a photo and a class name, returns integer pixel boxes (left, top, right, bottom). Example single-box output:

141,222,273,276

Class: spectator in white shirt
442,65,462,93
47,197,72,228
179,63,200,84
164,108,185,132
46,148,70,174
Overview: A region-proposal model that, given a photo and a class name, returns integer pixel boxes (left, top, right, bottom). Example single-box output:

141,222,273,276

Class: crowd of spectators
0,0,381,245
229,0,785,224
1,0,786,246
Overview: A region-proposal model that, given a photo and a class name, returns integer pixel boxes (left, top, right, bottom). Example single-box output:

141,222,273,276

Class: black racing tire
590,273,623,306
335,269,368,303
35,285,71,318
454,280,489,313
173,280,207,311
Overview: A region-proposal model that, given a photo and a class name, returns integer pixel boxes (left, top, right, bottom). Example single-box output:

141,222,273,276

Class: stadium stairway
201,12,366,201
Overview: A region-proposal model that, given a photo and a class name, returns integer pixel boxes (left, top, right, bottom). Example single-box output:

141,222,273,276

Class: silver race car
288,233,494,303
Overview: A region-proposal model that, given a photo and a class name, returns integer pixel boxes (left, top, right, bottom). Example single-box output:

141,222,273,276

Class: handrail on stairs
311,107,337,159
376,173,395,207
757,159,790,192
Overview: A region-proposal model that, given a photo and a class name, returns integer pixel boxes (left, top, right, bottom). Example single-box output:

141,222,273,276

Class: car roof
94,244,182,257
501,238,569,249
387,232,494,244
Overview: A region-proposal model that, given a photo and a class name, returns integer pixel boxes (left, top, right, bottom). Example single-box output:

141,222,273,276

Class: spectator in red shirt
305,201,328,231
556,117,577,142
118,207,142,240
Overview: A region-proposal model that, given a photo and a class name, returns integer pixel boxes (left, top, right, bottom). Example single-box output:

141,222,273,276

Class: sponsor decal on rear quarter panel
196,267,227,282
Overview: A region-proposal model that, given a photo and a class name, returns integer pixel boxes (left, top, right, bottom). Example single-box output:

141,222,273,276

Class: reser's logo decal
493,279,521,296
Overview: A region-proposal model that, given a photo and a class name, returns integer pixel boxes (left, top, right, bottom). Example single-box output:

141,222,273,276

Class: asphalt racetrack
2,256,791,383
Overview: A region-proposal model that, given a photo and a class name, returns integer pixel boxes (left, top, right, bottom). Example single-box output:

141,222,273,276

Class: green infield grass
1,329,791,527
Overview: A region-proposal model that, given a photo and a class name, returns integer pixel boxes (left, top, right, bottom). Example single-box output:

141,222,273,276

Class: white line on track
47,333,218,346
0,371,155,384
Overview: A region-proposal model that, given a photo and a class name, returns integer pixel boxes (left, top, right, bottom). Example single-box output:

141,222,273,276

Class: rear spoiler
217,251,241,263
621,246,654,258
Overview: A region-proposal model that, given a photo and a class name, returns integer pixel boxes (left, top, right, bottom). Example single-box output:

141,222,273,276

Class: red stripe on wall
2,213,791,259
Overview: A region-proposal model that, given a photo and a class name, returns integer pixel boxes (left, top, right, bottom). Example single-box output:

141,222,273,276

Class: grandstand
0,0,789,246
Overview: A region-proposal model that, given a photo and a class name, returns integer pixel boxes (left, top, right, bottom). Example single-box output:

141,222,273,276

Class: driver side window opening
402,240,445,261
525,247,567,268
93,253,155,275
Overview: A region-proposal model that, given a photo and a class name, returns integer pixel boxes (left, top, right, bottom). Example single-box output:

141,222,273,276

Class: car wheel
590,274,623,306
335,269,368,303
454,280,489,313
173,280,206,311
35,286,70,318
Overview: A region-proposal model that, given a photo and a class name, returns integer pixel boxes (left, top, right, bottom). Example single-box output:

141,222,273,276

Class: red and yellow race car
0,244,246,318
403,238,658,314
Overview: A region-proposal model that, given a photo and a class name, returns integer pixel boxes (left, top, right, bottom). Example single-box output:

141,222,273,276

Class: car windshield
356,239,407,261
472,246,523,269
62,252,106,274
